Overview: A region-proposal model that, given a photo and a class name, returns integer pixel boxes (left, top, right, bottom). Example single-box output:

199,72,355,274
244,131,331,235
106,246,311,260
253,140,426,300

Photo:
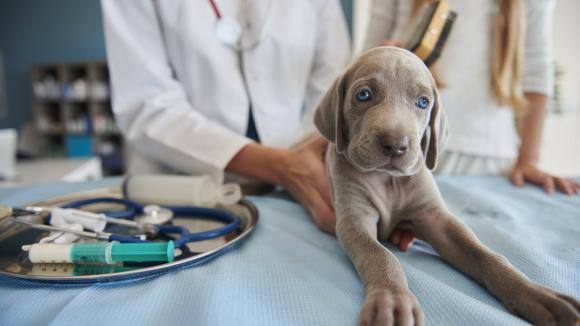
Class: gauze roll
123,174,242,207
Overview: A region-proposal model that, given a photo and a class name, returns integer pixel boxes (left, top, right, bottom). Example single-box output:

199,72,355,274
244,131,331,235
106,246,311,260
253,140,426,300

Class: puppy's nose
380,136,410,157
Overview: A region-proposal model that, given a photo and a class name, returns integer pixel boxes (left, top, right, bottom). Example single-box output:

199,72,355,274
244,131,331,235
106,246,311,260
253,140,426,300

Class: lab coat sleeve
101,0,251,180
301,0,351,137
521,0,555,96
363,0,398,50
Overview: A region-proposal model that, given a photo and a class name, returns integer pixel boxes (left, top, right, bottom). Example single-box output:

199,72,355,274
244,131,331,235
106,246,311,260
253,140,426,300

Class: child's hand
510,161,580,195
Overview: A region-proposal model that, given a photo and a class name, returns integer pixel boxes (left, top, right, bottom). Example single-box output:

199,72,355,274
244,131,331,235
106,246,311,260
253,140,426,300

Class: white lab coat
101,0,351,181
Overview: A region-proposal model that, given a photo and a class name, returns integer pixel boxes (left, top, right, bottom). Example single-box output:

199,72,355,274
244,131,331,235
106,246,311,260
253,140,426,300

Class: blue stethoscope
52,197,242,248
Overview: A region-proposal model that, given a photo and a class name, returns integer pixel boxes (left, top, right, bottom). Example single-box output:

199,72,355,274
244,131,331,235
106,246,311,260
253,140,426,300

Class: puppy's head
315,46,448,176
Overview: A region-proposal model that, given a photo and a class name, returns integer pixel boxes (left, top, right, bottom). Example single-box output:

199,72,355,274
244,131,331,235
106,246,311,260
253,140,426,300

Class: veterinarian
365,0,580,195
101,0,350,233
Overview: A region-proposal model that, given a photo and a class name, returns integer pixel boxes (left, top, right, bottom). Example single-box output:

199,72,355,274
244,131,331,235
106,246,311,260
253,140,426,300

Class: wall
0,0,106,131
552,0,580,114
0,0,353,132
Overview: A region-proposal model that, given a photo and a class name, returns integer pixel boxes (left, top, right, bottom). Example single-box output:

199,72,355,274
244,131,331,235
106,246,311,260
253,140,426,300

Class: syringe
22,241,175,265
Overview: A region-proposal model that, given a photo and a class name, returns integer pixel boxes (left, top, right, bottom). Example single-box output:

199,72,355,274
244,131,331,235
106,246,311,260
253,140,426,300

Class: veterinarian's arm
227,135,335,234
102,0,251,179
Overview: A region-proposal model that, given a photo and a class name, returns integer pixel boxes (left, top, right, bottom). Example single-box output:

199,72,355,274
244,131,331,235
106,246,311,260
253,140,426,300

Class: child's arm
510,92,580,194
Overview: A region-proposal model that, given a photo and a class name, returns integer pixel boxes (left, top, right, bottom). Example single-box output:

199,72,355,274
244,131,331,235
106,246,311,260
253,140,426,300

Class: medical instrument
30,263,139,277
23,241,175,264
11,216,147,243
48,206,168,235
39,223,83,244
3,193,243,248
208,0,272,50
0,187,259,283
59,197,242,248
123,174,242,208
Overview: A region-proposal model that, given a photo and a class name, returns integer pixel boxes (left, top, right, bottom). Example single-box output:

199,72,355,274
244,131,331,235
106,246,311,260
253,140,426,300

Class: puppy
315,46,580,326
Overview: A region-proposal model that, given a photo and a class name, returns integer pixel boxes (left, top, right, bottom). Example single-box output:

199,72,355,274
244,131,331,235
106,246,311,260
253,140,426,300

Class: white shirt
102,0,350,181
365,0,555,159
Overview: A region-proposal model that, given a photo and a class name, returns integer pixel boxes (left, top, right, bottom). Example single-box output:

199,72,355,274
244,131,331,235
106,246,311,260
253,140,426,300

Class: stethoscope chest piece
136,205,174,225
215,16,242,48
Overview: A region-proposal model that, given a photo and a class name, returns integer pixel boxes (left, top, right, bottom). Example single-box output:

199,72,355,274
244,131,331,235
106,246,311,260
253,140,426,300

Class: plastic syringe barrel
25,241,175,264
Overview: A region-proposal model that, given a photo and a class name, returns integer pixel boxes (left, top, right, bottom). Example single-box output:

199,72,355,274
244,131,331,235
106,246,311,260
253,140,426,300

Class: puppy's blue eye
416,96,430,109
355,89,372,102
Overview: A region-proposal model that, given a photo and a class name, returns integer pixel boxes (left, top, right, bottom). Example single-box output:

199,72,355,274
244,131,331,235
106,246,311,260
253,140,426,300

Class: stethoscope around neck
208,0,271,51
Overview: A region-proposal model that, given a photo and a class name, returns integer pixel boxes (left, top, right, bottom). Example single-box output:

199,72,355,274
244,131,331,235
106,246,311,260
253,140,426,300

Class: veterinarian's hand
388,228,416,252
510,161,580,195
276,134,336,234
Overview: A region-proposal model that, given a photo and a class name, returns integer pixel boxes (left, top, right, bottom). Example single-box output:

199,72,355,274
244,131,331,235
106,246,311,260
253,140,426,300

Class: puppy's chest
364,175,415,219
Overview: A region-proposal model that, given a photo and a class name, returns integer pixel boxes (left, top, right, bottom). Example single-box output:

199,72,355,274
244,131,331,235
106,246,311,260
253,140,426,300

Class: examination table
0,176,578,325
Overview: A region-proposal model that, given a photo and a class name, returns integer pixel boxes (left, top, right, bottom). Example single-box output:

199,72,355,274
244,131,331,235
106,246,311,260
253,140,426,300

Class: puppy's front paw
360,290,424,326
505,284,580,326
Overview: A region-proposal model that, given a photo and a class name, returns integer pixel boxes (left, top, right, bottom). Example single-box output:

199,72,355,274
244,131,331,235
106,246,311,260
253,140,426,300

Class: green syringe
22,241,175,265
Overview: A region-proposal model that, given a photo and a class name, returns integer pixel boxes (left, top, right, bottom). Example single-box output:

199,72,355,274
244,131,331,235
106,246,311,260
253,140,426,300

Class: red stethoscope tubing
208,0,222,19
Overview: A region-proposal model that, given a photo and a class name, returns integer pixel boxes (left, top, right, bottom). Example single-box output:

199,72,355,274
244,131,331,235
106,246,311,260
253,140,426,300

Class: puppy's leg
414,208,580,326
337,210,424,326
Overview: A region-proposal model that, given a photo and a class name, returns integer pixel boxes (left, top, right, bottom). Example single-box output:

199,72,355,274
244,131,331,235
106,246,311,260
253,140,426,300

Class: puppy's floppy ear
421,85,449,170
314,74,348,153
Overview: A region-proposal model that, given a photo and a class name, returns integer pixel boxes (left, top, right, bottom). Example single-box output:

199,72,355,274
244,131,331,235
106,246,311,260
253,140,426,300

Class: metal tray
0,187,259,283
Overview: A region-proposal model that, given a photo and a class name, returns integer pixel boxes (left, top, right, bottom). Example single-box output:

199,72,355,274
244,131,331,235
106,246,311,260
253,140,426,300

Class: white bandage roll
123,174,242,207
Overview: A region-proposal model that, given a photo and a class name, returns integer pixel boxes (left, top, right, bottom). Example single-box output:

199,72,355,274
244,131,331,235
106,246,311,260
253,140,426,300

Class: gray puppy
315,46,580,326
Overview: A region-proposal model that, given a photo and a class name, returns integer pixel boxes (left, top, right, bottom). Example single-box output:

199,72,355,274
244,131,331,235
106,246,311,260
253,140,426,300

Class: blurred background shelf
31,61,124,175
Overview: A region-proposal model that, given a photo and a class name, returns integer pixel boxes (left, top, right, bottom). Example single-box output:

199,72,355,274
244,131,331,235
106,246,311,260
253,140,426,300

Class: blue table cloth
0,176,579,326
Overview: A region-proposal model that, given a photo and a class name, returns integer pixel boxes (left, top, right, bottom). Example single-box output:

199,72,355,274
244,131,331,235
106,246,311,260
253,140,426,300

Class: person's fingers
565,179,579,194
399,231,416,252
571,180,580,194
542,176,555,194
391,230,401,246
314,173,333,209
520,166,552,192
313,201,336,235
308,154,332,206
308,134,328,152
305,187,336,234
554,177,574,195
511,170,525,187
292,133,327,152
